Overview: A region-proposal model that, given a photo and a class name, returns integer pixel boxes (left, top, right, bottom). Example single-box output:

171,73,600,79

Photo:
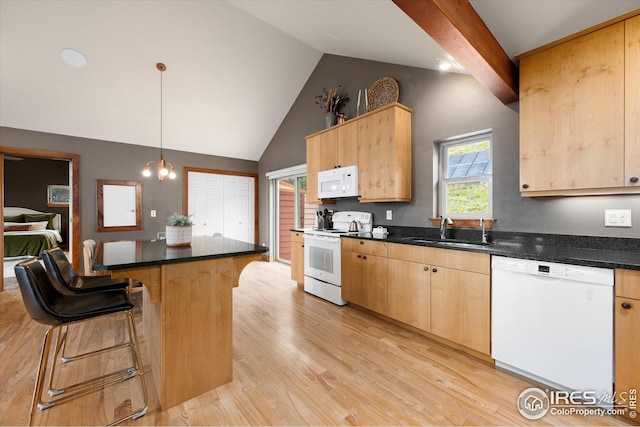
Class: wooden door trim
0,147,80,291
183,167,259,245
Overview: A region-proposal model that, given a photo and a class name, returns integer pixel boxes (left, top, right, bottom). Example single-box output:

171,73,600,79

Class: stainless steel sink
400,236,489,248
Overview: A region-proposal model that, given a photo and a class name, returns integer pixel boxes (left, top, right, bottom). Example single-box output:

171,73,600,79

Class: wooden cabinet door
290,232,304,284
519,22,625,193
358,105,411,202
306,134,323,203
341,251,363,305
626,16,640,187
430,267,490,354
361,254,388,315
388,258,430,331
358,107,396,201
615,296,640,418
320,130,338,171
337,120,358,168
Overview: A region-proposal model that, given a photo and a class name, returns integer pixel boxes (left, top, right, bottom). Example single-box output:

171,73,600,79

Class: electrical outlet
386,210,392,220
150,209,157,218
604,209,631,227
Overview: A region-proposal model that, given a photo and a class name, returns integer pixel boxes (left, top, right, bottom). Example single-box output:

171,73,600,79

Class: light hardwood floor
0,261,633,426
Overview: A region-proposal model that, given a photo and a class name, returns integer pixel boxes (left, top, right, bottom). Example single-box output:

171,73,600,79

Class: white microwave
318,165,359,199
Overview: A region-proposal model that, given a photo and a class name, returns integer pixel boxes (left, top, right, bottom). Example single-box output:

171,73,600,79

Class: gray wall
259,54,640,244
0,127,258,247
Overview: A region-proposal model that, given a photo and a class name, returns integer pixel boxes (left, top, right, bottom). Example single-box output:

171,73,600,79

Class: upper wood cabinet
320,120,358,170
305,102,412,203
306,133,323,204
626,15,640,188
519,22,625,195
519,12,640,196
358,104,412,202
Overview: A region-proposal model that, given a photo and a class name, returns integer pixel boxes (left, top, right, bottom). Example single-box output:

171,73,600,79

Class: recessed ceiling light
60,48,87,68
437,58,454,71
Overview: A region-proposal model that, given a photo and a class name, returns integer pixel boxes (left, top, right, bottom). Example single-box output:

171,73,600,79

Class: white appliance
492,256,614,399
317,165,358,199
304,211,373,305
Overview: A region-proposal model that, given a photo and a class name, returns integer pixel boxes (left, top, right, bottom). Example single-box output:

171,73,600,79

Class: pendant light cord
160,65,163,157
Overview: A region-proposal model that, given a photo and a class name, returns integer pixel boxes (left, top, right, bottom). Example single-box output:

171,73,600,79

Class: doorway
266,165,318,264
0,147,80,291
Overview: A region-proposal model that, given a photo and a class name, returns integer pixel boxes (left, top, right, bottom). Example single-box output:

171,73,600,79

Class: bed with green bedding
4,230,60,257
4,207,62,258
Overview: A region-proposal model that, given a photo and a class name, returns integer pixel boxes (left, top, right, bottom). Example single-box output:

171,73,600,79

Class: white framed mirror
97,179,142,232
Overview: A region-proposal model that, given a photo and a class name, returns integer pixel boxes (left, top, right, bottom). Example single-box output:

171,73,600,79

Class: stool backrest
41,247,78,294
82,239,97,275
14,258,63,326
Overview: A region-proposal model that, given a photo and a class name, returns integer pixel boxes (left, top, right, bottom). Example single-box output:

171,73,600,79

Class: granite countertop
94,235,268,270
342,227,640,271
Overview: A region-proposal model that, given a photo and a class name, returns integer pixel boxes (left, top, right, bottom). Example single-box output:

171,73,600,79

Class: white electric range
303,211,373,305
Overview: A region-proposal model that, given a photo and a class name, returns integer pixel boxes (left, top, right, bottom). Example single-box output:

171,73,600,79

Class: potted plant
315,86,349,128
166,212,194,247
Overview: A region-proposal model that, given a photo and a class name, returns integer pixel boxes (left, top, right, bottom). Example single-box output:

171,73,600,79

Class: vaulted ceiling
1,1,638,161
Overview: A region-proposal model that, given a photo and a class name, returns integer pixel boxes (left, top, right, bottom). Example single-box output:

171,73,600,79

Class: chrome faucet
480,218,488,244
439,216,453,240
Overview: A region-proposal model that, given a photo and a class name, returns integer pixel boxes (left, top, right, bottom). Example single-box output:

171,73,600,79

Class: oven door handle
303,234,341,244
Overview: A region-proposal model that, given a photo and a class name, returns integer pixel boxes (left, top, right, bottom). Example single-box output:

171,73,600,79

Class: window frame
437,130,493,219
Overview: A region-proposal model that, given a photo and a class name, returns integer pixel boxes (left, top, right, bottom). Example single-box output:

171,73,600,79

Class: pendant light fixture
143,62,176,181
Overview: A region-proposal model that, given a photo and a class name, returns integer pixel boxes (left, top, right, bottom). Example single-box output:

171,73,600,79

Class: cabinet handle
423,266,428,271
359,241,364,245
363,256,367,260
522,184,529,189
630,176,639,184
622,302,632,309
432,268,438,273
357,255,361,259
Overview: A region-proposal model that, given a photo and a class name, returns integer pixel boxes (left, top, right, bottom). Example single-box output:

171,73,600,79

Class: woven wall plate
367,77,399,111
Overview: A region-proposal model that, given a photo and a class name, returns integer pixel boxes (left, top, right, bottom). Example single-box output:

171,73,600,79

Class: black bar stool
41,247,133,364
14,258,148,426
41,247,130,294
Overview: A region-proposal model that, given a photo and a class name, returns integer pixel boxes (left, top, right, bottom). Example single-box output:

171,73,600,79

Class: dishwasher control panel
493,256,613,286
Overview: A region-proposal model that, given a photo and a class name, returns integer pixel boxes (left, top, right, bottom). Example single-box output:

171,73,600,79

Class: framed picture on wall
47,184,70,207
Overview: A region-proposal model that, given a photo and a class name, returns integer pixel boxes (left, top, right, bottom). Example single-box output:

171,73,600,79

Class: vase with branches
315,86,349,127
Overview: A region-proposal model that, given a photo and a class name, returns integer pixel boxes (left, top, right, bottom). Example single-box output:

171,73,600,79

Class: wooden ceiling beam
392,0,519,104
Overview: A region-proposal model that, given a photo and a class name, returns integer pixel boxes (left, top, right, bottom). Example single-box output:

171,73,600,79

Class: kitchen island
94,235,267,409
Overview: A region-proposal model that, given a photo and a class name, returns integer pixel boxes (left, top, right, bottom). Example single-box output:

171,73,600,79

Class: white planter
165,225,193,247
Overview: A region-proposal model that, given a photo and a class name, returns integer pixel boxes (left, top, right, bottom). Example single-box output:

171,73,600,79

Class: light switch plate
386,210,392,220
604,209,631,227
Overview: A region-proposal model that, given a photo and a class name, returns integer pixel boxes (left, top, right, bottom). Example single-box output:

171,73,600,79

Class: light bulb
168,167,176,179
438,59,453,71
143,166,152,177
160,167,169,176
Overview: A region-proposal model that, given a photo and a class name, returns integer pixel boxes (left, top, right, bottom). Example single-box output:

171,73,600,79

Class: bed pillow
4,214,24,223
28,221,49,231
24,213,56,230
4,223,30,232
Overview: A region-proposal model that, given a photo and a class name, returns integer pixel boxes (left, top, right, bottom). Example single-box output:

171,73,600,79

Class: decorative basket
367,77,399,111
165,225,193,247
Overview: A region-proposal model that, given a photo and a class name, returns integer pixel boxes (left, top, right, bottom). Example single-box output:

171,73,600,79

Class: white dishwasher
492,256,613,398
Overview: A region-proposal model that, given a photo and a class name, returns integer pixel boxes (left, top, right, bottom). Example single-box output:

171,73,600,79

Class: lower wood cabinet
387,258,430,331
430,266,490,355
615,269,640,420
290,231,304,285
341,239,388,315
345,240,491,356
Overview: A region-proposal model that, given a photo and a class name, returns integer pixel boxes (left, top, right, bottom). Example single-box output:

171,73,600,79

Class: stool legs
28,310,148,426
